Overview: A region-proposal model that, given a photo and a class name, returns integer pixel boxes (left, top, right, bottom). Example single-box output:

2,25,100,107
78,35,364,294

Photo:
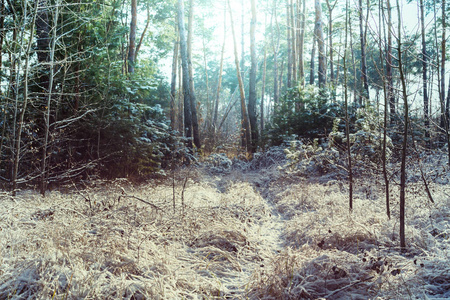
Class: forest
0,0,449,299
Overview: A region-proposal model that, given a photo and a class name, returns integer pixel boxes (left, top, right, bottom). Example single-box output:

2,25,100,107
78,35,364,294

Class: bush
265,85,343,146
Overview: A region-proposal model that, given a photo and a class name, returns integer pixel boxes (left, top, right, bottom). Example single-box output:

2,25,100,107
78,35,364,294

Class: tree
315,0,326,88
228,0,251,152
248,0,258,152
358,0,369,103
344,0,353,212
420,0,430,149
187,0,201,149
396,0,408,250
128,0,137,74
177,0,193,149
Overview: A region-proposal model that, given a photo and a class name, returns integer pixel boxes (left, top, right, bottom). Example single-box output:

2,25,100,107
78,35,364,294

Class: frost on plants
1,149,449,299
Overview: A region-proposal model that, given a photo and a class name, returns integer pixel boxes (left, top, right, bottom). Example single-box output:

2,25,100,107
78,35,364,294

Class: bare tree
248,0,258,152
187,0,201,149
228,0,251,152
177,0,193,149
396,0,408,250
315,0,326,88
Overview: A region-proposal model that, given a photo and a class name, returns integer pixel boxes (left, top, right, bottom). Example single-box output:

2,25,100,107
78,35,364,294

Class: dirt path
199,168,287,297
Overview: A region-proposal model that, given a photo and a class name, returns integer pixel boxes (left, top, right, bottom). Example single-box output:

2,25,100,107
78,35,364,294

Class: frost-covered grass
0,153,449,299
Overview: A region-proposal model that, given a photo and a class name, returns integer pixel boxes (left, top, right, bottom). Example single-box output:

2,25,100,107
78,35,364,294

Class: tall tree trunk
271,1,280,108
261,43,267,133
396,0,408,250
187,0,201,149
298,0,306,86
290,0,297,84
325,0,337,85
286,0,292,88
128,0,137,74
359,0,369,104
41,0,60,196
135,5,150,61
177,0,193,149
381,0,390,219
315,0,326,88
309,34,316,85
386,0,395,123
344,0,353,212
228,0,251,152
213,3,227,140
241,0,245,84
248,0,258,152
12,0,39,194
420,0,430,149
170,31,179,130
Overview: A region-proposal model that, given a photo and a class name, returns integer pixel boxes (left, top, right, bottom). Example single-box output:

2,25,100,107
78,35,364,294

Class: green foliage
266,85,342,146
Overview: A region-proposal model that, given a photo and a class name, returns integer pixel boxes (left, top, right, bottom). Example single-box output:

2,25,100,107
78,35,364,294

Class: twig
325,276,374,298
120,192,161,211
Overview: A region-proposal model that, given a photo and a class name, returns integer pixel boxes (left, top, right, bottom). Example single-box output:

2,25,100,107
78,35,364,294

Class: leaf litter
0,149,449,299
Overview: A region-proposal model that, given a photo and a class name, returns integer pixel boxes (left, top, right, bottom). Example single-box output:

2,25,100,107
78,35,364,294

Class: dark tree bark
359,0,369,103
187,0,201,149
315,0,326,88
325,0,337,85
420,0,430,149
248,0,258,152
344,0,353,212
290,0,296,83
135,5,150,61
170,31,179,130
128,0,137,73
177,0,193,149
309,33,316,85
380,0,390,219
286,0,292,88
386,0,395,122
271,0,280,108
298,0,306,85
396,0,408,250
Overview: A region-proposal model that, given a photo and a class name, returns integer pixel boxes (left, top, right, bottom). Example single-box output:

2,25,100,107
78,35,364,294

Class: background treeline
0,0,449,195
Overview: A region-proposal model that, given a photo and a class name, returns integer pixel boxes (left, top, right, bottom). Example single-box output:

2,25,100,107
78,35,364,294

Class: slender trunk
290,0,297,83
315,0,326,88
41,0,60,196
359,0,369,103
396,0,408,250
213,3,227,137
325,0,337,84
13,1,39,194
387,0,395,123
344,0,353,212
170,32,179,130
248,0,258,152
420,0,430,149
228,0,251,152
128,0,137,73
286,0,292,88
261,44,267,133
310,34,316,85
381,0,390,219
298,0,306,86
177,0,193,149
187,0,201,149
135,5,150,60
271,0,280,108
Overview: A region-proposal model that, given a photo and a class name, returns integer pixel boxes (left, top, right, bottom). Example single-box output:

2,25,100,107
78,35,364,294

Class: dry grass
1,160,449,299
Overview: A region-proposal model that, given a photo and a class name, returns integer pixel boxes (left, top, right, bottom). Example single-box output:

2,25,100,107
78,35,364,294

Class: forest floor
1,148,450,299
